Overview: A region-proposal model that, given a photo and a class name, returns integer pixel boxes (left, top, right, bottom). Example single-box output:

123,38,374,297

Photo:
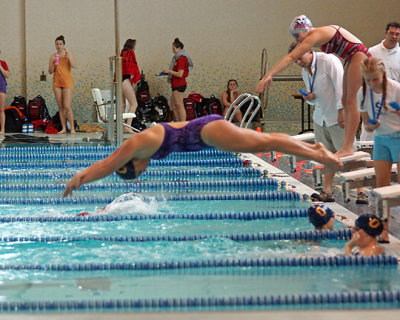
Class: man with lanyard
289,41,348,203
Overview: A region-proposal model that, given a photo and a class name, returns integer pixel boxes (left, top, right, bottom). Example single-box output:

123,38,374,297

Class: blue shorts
373,133,400,162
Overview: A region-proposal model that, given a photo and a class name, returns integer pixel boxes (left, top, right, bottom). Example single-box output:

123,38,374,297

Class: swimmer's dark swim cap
116,160,136,180
355,214,383,238
308,204,334,228
290,15,312,37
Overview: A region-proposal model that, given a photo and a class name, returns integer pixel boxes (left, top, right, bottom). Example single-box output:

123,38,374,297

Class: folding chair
91,88,139,132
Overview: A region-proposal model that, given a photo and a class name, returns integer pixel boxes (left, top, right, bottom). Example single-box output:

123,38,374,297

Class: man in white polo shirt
369,22,400,82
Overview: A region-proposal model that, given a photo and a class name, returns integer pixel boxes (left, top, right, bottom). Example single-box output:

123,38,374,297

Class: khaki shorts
313,122,355,153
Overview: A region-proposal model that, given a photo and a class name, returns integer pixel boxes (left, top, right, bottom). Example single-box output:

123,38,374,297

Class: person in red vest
0,50,11,135
121,39,141,133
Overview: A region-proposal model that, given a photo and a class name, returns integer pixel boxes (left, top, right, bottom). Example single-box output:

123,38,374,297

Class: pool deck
0,131,399,320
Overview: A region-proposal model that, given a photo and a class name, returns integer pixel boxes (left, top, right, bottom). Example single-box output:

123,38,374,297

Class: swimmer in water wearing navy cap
345,214,384,257
63,115,342,197
308,204,335,231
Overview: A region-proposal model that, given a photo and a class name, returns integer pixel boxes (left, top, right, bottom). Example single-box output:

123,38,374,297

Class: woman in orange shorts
48,35,77,134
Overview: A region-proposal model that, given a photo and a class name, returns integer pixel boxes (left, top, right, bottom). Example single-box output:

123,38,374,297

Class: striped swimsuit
321,27,371,63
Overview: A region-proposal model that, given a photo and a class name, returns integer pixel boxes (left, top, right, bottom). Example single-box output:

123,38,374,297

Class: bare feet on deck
57,129,67,135
315,143,343,171
70,130,76,134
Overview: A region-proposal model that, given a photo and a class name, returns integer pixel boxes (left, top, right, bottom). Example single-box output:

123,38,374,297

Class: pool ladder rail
225,93,261,128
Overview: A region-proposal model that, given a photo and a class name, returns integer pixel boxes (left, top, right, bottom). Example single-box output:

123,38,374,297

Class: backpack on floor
10,96,28,118
4,106,25,132
136,72,150,104
152,95,170,122
183,97,197,121
28,95,51,122
203,94,222,115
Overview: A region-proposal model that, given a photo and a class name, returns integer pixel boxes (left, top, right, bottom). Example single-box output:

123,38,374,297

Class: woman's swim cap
290,15,313,37
355,214,383,238
116,160,136,180
308,204,334,227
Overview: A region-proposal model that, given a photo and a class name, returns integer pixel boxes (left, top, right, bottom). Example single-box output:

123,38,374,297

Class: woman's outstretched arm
63,126,163,197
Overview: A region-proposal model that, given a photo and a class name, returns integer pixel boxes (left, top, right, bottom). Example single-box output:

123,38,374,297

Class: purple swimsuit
151,114,224,159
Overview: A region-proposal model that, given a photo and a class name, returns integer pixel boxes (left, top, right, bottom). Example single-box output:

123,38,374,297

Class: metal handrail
224,93,261,128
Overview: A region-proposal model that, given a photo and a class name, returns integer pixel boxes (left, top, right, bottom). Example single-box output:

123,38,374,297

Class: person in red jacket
0,50,10,135
121,39,141,133
163,38,193,121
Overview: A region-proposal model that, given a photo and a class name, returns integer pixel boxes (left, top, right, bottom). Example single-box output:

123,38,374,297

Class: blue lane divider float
0,209,308,223
0,255,397,272
1,289,400,312
0,158,243,170
0,229,353,243
0,179,279,193
0,146,231,159
0,168,263,183
0,191,300,205
0,151,237,163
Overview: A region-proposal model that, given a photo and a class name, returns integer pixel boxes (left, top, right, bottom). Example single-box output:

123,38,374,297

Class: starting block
289,133,316,172
340,164,397,202
270,132,315,164
356,140,374,149
373,183,400,220
311,151,371,187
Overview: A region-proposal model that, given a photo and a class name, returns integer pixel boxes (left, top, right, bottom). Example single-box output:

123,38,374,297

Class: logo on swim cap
308,204,334,228
115,160,137,180
290,15,312,37
355,214,383,238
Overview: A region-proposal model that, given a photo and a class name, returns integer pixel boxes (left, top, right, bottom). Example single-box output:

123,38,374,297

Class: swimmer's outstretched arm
256,28,331,93
63,127,163,197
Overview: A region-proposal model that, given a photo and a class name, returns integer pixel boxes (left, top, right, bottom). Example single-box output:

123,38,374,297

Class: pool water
0,145,399,312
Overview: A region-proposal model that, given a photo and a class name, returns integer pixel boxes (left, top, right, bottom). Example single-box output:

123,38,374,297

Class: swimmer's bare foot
335,148,354,158
57,129,67,135
0,131,4,136
315,143,343,171
70,130,76,134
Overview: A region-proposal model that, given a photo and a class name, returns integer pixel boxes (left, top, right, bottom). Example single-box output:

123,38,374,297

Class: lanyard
369,88,384,120
307,54,317,93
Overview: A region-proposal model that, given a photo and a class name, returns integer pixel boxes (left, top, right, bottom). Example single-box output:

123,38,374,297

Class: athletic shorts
373,133,400,162
172,85,186,93
0,78,6,93
122,74,131,81
313,122,349,153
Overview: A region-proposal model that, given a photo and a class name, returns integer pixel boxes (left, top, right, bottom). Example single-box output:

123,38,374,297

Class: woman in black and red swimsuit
257,15,371,157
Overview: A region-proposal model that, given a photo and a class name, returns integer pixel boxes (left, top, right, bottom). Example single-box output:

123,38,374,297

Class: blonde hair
360,57,387,110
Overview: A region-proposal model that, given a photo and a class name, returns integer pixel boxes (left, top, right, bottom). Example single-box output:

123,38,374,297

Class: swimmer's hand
63,175,82,197
344,232,360,255
256,74,272,93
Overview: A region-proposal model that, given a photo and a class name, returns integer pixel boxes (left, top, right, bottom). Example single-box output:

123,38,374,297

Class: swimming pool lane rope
0,209,308,223
0,179,279,193
0,191,300,204
0,254,397,273
0,229,353,243
0,147,232,159
0,168,263,182
1,288,400,312
0,158,243,169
